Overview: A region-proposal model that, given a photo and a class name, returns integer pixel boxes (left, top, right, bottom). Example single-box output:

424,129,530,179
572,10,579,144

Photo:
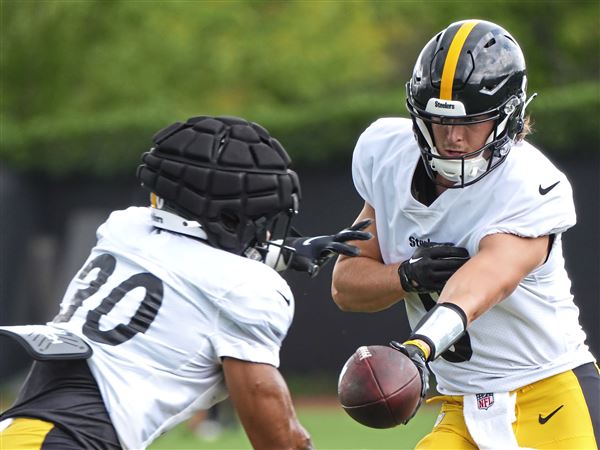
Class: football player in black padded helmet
137,116,301,256
137,116,371,274
0,116,370,450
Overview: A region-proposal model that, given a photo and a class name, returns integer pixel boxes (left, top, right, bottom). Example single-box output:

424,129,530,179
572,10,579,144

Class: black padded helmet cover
137,116,301,254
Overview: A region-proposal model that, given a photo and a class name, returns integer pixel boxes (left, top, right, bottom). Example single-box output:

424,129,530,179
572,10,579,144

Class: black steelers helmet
406,19,535,187
137,116,301,255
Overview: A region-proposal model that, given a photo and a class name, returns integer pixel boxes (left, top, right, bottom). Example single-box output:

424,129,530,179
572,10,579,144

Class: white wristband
411,303,467,361
264,240,290,272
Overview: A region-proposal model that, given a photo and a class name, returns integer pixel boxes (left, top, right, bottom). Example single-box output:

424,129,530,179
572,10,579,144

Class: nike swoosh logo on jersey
538,404,564,424
539,181,560,195
276,291,291,306
409,257,423,264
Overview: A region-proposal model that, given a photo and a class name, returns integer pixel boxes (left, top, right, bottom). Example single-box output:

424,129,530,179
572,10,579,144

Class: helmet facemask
408,92,528,188
239,193,300,264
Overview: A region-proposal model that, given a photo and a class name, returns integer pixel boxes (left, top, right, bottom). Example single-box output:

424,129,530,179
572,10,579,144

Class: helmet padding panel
136,116,301,254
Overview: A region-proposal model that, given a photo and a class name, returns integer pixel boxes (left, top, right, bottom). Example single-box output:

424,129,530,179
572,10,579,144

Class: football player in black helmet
333,19,598,449
406,19,535,188
0,116,370,450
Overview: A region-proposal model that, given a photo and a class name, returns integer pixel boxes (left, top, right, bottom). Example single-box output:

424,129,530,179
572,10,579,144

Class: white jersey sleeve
209,267,293,367
475,143,576,242
352,117,411,206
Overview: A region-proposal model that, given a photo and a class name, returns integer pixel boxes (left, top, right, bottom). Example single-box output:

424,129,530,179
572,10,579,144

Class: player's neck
412,159,438,206
435,173,461,196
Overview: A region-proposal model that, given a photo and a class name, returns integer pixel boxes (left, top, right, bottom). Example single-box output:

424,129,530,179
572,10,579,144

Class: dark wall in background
1,155,598,382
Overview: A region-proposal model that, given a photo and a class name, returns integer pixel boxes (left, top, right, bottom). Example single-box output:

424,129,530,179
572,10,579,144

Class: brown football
337,345,422,428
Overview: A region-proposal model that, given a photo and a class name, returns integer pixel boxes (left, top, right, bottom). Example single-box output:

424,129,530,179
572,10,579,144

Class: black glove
284,219,373,277
389,340,430,424
398,243,469,293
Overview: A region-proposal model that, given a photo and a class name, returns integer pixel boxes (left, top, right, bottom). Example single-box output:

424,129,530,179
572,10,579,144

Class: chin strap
149,207,209,241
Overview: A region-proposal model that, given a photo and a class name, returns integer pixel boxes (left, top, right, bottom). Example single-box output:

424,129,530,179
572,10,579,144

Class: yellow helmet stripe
440,20,480,100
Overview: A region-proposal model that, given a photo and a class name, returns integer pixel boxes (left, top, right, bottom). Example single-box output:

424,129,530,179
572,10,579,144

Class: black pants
0,360,121,449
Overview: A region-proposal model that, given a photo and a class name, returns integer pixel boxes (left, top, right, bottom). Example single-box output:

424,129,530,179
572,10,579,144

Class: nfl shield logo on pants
476,393,494,410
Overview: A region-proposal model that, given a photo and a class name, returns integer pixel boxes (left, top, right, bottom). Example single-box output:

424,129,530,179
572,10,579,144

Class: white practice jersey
50,207,294,449
352,117,595,395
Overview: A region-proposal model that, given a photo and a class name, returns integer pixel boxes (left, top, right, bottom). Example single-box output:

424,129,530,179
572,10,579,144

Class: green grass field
150,401,439,450
1,377,438,450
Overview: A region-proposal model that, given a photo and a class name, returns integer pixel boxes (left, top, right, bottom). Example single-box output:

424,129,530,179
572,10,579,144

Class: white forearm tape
411,303,467,360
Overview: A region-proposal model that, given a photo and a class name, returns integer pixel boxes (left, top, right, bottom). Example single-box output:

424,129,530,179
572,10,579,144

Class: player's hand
285,219,373,277
398,243,469,293
389,340,430,424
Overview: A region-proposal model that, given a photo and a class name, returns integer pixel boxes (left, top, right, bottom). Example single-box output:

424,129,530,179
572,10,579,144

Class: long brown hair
516,115,533,142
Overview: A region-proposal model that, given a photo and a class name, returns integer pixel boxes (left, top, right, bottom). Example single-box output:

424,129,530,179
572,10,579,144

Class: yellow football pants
417,363,599,449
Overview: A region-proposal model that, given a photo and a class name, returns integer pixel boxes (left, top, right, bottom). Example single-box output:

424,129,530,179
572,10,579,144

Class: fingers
348,218,373,231
424,245,470,259
431,258,469,271
334,230,372,242
326,242,360,257
418,241,469,259
431,258,468,276
326,219,374,243
429,271,455,287
289,254,320,274
421,241,455,248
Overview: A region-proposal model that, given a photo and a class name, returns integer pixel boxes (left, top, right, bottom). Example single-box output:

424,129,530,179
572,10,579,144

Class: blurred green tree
1,0,598,175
